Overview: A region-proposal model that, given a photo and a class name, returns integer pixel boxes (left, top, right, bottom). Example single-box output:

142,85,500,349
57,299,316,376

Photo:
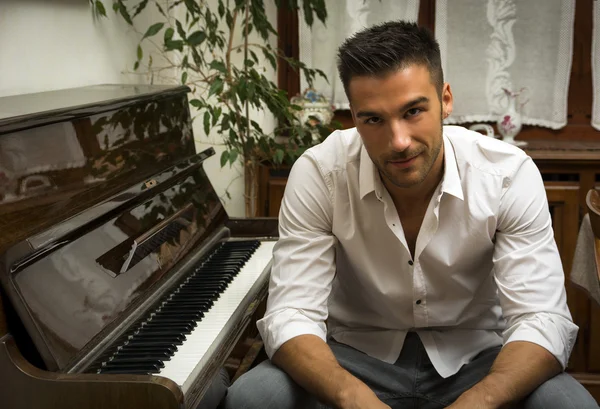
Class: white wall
0,0,277,216
0,0,146,97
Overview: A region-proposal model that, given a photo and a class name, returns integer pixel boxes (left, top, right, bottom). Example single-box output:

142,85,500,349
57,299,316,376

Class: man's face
349,65,453,189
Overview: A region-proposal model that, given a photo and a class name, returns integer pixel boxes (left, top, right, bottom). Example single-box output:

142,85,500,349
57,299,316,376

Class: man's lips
388,154,419,168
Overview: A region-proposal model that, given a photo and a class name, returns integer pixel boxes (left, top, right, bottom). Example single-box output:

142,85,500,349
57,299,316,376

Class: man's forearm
455,341,562,408
272,334,387,409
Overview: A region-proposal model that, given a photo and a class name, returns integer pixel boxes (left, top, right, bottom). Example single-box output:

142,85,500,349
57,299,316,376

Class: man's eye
364,117,382,125
406,108,422,118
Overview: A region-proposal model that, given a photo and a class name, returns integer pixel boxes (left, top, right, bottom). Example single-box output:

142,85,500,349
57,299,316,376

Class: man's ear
441,83,454,118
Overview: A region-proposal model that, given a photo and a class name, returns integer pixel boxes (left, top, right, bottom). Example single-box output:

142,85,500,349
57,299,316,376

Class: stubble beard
377,125,443,189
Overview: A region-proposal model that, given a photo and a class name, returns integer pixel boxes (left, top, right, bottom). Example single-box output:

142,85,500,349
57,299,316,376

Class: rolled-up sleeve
493,157,578,369
257,152,337,358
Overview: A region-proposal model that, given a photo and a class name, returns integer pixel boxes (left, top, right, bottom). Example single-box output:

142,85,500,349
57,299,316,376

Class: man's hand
337,382,391,409
273,334,391,409
445,341,561,409
444,385,498,409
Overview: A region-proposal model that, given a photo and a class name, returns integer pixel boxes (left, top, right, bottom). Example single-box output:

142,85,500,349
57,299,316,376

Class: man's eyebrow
355,96,430,118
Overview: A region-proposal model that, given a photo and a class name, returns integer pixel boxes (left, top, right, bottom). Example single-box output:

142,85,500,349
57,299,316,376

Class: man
225,21,598,408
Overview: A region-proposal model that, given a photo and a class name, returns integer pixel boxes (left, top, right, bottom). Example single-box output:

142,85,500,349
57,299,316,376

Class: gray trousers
224,332,598,409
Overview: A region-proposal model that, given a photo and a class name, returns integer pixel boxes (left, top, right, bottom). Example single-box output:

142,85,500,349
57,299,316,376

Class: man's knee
223,360,322,409
523,373,599,409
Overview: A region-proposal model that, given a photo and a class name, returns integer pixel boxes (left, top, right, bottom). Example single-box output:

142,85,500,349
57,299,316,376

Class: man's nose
389,120,411,152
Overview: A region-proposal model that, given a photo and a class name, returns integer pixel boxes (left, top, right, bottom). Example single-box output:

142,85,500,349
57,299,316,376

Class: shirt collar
359,143,380,200
441,134,464,201
358,132,464,201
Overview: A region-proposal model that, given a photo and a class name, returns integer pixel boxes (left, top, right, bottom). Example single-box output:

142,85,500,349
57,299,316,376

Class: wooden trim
0,335,183,409
277,3,300,97
570,372,600,402
417,0,436,32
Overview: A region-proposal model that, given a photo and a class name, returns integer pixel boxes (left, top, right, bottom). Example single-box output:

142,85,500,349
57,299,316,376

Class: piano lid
0,84,197,257
0,84,188,134
0,84,228,371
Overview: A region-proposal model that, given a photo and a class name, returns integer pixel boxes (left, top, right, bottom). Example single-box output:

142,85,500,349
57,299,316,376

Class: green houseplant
91,0,332,216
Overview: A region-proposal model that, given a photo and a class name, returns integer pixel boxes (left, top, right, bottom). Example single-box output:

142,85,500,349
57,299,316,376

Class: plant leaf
142,22,164,40
95,1,107,17
208,78,224,97
212,107,222,126
229,149,238,165
164,39,184,51
137,45,143,60
164,27,174,42
176,19,187,40
220,150,230,167
181,72,188,84
116,1,133,25
132,0,149,18
275,149,284,165
189,99,203,108
203,111,211,135
187,31,207,46
209,60,227,73
262,49,277,71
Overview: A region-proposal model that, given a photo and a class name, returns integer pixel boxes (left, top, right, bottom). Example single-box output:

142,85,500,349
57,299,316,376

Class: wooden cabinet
256,140,600,398
257,164,290,218
527,143,600,399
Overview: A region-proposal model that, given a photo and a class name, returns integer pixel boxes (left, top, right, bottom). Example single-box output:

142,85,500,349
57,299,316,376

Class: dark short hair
337,21,444,101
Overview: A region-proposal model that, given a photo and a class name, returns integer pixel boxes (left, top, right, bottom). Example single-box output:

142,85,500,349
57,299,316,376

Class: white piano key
158,240,276,388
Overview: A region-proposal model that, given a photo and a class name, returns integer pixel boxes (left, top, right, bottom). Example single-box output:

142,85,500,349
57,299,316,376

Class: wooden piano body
0,85,277,408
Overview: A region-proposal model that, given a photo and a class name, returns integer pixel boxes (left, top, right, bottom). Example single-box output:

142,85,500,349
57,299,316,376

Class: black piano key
170,287,220,296
112,351,172,360
132,330,187,342
181,283,227,291
152,311,203,320
190,271,236,278
98,368,154,375
117,345,178,354
183,280,230,287
207,256,248,263
105,357,166,367
127,334,185,344
184,276,231,283
183,280,230,288
124,340,180,348
104,356,165,368
143,316,193,324
160,301,212,310
142,321,196,331
157,305,210,314
167,295,217,303
101,361,163,371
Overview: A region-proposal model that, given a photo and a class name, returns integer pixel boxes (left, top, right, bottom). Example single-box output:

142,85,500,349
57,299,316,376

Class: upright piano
0,84,278,408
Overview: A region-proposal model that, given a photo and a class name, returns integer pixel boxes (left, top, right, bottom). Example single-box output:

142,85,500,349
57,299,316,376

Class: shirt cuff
502,312,579,369
257,308,327,359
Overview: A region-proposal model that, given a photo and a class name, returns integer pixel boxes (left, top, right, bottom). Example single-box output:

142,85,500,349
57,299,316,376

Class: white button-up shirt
257,125,578,378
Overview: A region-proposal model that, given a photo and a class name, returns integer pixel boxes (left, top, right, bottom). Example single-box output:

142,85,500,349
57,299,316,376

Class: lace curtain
298,0,420,110
435,0,575,129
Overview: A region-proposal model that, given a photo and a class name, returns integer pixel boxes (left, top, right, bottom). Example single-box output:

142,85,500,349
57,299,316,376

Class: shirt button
408,260,414,266
416,299,422,305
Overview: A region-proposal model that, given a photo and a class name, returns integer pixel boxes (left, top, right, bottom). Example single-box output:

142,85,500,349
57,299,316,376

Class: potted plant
91,0,331,216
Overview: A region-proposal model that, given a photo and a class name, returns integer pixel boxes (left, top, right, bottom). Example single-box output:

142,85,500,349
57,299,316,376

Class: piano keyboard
90,239,275,388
